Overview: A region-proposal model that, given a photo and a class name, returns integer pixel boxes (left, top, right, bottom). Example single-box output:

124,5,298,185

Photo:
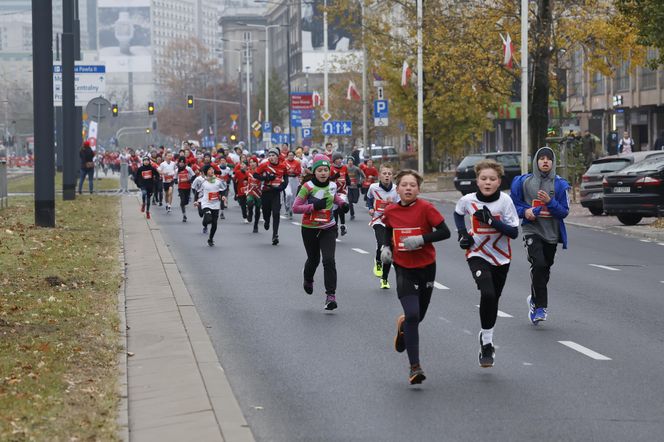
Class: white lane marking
658,243,664,247
291,222,301,226
336,239,341,242
352,248,369,254
558,341,611,360
461,329,472,335
522,362,533,366
640,239,651,243
660,281,664,284
280,215,288,220
434,281,450,290
475,305,513,318
589,264,620,272
438,316,451,323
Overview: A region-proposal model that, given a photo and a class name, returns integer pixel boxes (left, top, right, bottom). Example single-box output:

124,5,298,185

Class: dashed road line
291,222,301,226
475,305,513,318
558,341,611,360
280,215,288,220
461,329,472,335
433,281,449,290
352,248,370,254
589,264,620,271
640,239,651,243
336,239,341,243
658,243,664,247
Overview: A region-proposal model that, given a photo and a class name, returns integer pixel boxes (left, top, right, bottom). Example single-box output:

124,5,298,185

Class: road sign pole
62,0,76,200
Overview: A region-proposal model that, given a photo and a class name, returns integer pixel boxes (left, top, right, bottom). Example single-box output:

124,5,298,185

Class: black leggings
178,188,190,214
302,226,337,295
202,208,219,240
154,181,163,204
237,195,248,219
261,189,281,237
373,225,391,280
467,257,510,330
525,235,557,308
348,188,360,216
247,196,261,229
334,208,346,225
395,263,436,366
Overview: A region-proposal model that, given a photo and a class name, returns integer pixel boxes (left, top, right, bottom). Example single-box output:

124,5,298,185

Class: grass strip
8,172,120,193
0,196,121,441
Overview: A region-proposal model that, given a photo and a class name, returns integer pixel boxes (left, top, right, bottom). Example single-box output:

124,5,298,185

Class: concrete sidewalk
119,195,254,441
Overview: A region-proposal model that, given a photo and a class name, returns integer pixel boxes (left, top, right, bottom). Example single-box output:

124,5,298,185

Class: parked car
602,155,664,225
454,152,522,194
580,151,664,215
358,145,399,163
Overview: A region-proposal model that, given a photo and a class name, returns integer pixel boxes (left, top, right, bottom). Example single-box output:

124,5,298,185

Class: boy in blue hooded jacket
510,147,570,324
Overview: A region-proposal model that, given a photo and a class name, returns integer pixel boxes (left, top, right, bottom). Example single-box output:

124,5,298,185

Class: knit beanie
268,147,280,157
311,154,331,172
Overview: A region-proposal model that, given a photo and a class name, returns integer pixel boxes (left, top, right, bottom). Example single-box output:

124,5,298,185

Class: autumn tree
617,0,664,68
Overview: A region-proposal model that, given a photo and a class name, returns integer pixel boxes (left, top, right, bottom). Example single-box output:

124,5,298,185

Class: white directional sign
53,63,106,107
322,120,353,136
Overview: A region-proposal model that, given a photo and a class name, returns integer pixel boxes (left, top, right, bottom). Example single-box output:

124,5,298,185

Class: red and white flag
312,91,322,107
258,109,263,122
501,33,513,68
346,80,361,101
401,60,412,87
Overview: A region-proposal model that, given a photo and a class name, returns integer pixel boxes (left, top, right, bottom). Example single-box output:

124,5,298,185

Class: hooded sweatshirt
521,147,559,244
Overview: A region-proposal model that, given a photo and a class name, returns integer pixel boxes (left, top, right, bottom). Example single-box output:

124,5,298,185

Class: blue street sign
271,133,296,144
262,121,272,132
302,127,312,139
322,120,353,136
291,109,315,128
374,100,388,118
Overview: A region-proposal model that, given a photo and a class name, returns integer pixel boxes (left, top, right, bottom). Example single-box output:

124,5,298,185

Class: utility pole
361,1,368,150
55,34,63,172
416,0,424,175
323,0,329,145
32,0,55,226
62,0,76,200
520,0,529,174
73,0,82,182
244,31,252,151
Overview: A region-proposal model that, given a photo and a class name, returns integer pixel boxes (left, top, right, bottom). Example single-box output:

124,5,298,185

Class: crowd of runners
128,141,569,385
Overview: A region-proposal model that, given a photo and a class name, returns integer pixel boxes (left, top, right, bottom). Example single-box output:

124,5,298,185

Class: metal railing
0,160,7,209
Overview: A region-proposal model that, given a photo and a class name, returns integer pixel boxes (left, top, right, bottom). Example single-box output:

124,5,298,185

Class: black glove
312,197,327,211
458,229,474,250
340,203,350,214
277,180,288,192
265,173,276,182
473,205,494,225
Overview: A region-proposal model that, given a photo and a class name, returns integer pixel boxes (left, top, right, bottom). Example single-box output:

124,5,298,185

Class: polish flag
401,60,412,87
501,33,513,68
346,80,361,101
312,91,322,107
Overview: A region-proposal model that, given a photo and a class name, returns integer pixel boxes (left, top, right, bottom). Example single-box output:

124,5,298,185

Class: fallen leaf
127,352,135,357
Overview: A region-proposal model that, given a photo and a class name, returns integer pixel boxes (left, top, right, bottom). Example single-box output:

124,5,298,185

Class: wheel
617,214,642,226
588,207,604,216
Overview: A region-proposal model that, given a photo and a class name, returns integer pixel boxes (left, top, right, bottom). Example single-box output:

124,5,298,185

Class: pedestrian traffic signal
146,128,151,134
186,95,194,109
148,101,155,115
112,104,119,117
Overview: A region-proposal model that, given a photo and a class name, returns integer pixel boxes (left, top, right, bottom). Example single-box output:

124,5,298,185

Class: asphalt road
146,195,664,442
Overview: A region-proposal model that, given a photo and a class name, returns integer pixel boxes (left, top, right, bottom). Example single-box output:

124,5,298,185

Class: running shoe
303,279,314,295
478,332,495,368
219,212,225,220
252,226,258,233
534,307,547,323
207,239,214,247
324,295,337,311
373,261,383,278
409,365,426,385
140,203,145,213
264,219,270,230
350,215,355,220
247,213,253,223
167,205,171,213
243,219,250,224
394,315,405,353
272,235,279,246
380,279,391,289
203,226,208,234
146,212,151,219
159,202,163,207
527,295,537,325
340,225,347,236
182,215,187,223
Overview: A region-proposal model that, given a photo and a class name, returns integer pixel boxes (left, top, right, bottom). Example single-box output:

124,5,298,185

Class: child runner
381,169,450,384
234,159,251,223
360,159,378,204
284,151,302,219
292,154,349,311
194,165,228,246
367,163,399,289
345,157,365,220
134,156,160,220
176,157,195,222
454,160,519,367
217,157,232,219
510,147,570,324
330,152,349,236
246,157,262,233
158,152,177,213
254,147,288,245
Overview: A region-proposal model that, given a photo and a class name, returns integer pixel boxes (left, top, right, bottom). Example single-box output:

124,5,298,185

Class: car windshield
619,158,664,174
458,155,483,168
585,160,630,174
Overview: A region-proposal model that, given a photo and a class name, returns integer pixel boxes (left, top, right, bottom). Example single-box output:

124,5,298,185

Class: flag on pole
401,60,412,87
501,33,513,68
312,91,322,107
346,80,361,101
258,109,263,122
373,72,384,82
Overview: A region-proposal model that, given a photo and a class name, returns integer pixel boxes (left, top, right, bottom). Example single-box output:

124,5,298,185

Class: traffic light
186,95,194,109
148,101,155,115
146,128,151,134
229,132,237,142
112,104,119,117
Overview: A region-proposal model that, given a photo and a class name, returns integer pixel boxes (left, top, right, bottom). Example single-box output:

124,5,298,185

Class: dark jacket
80,146,95,169
134,164,160,193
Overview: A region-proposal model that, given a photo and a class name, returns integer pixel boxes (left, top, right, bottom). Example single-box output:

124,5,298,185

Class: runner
194,165,228,246
454,160,519,367
360,159,378,205
233,159,251,223
292,154,349,311
134,156,160,220
246,157,262,233
330,152,348,236
284,151,302,219
345,156,365,220
381,169,451,384
158,152,178,213
367,163,399,289
510,147,570,325
176,157,195,222
254,147,288,245
217,157,232,219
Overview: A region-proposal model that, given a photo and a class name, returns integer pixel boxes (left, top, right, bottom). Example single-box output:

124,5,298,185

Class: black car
454,152,522,194
602,156,664,225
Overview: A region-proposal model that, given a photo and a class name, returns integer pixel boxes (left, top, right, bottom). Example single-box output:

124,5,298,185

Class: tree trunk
529,0,553,154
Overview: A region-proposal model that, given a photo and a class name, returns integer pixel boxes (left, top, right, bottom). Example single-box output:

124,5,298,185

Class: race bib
393,227,423,252
472,213,501,234
308,209,332,223
178,171,189,182
163,175,174,183
270,176,283,187
532,199,551,218
374,199,390,212
208,192,220,201
141,170,152,180
350,177,358,186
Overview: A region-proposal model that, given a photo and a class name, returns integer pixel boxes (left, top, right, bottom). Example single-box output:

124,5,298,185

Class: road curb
140,195,255,442
116,199,129,442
